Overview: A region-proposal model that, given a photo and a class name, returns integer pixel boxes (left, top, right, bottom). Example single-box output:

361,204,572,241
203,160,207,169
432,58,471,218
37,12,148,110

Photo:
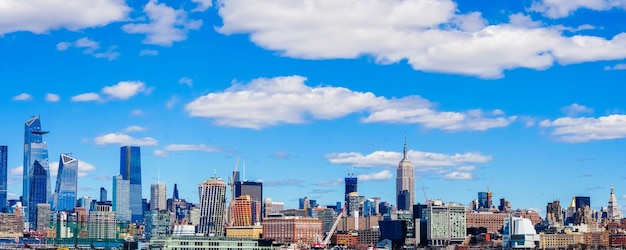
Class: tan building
539,233,583,249
0,213,23,237
583,230,609,248
465,211,508,233
337,215,381,231
262,216,321,246
518,210,542,225
230,195,253,226
225,225,263,239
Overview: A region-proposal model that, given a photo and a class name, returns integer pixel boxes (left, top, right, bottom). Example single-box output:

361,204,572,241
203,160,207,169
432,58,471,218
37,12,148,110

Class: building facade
198,177,227,236
262,216,322,246
607,186,622,221
23,116,51,230
344,175,357,203
502,216,540,249
230,195,253,227
113,175,131,222
465,211,508,233
422,200,466,246
396,139,414,211
54,154,78,212
120,146,143,223
145,209,171,239
150,182,167,211
88,204,116,239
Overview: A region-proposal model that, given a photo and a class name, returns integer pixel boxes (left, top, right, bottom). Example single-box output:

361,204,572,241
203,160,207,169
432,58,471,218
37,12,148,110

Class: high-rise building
145,210,171,239
88,204,116,239
546,200,563,226
422,200,466,246
29,160,49,230
36,203,50,232
54,154,78,212
607,186,622,221
230,195,253,226
345,175,357,203
120,146,142,223
234,181,262,205
100,187,107,202
478,192,493,210
23,116,51,230
575,196,591,211
150,183,166,211
396,139,414,211
112,175,131,222
0,146,7,213
198,177,227,236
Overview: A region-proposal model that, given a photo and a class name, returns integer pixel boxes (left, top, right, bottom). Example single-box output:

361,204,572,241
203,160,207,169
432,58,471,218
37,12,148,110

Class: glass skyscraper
113,175,131,222
0,145,7,212
54,154,78,212
344,175,357,203
23,116,51,230
120,146,143,223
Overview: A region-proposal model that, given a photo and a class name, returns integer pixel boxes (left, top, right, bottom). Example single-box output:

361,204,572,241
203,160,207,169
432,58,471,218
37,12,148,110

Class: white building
198,177,226,236
502,216,540,249
113,175,131,222
607,186,622,221
88,204,116,239
151,182,167,211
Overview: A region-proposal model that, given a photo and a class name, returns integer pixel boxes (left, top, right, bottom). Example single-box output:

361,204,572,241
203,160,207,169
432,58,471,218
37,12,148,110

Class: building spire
402,136,409,161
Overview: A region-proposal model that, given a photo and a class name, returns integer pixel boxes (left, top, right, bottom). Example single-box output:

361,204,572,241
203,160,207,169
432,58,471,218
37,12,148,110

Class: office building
120,146,143,223
607,186,622,221
198,177,227,236
150,182,166,211
345,175,357,203
262,216,322,245
396,139,414,211
575,196,591,211
54,154,78,212
100,187,107,202
36,203,50,232
465,211,509,233
230,195,253,226
145,209,171,239
235,181,262,203
23,116,51,230
0,146,7,213
422,200,466,246
112,175,131,223
502,216,540,249
546,200,563,225
478,191,493,210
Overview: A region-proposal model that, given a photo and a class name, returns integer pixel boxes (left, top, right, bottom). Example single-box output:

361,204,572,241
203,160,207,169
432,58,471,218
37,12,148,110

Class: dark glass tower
344,175,357,203
575,196,591,210
30,161,48,228
100,187,107,202
23,116,50,230
234,181,262,203
0,146,7,212
54,154,78,212
120,146,143,223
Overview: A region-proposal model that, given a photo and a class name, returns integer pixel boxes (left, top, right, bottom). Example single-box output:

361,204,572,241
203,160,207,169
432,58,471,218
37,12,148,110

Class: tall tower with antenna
396,137,414,211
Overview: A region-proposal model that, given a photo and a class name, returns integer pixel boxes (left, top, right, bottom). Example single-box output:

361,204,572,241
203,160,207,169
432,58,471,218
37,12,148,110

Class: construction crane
312,204,348,249
422,185,428,203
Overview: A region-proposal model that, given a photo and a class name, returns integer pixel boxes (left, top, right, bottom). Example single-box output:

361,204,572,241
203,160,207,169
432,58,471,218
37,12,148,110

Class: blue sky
1,0,626,215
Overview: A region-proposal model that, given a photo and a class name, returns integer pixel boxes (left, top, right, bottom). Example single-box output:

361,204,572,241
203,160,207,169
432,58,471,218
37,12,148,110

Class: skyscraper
396,138,414,211
112,175,131,222
198,177,226,236
54,154,78,212
345,174,357,203
100,187,107,202
29,160,48,229
607,186,622,220
23,116,51,230
150,183,166,211
0,146,7,213
120,146,142,223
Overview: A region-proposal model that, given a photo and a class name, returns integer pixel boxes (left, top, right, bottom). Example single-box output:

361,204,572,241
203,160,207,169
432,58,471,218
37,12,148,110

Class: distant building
23,116,51,231
112,175,131,223
607,186,622,221
198,177,226,236
546,200,564,226
0,146,7,213
0,212,22,237
262,216,322,246
100,187,107,203
539,232,583,249
36,203,50,232
120,146,143,223
225,225,263,239
150,182,167,211
396,139,414,211
465,211,508,233
345,175,357,203
478,192,493,210
54,154,78,212
30,161,49,229
230,195,253,226
422,200,466,246
145,210,171,239
502,216,540,249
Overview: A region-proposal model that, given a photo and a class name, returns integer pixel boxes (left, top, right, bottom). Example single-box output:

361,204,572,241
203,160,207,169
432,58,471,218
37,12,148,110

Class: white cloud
358,170,393,181
9,166,22,176
57,37,120,60
49,160,97,178
443,171,473,180
191,0,213,12
604,63,626,71
139,49,159,56
217,0,626,78
94,132,158,146
71,92,101,102
0,0,130,36
101,81,149,100
531,0,626,18
122,0,202,46
124,125,146,132
562,103,593,117
179,77,193,87
540,114,626,142
326,150,491,169
185,75,514,130
12,93,32,101
154,143,222,157
166,96,178,109
131,109,144,116
45,93,60,102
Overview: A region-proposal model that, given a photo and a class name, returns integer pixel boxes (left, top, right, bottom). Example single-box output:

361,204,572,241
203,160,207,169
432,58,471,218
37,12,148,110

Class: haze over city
1,0,626,216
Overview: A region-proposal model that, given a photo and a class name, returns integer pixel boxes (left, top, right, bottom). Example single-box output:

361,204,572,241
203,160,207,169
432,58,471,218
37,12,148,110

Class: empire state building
396,139,414,211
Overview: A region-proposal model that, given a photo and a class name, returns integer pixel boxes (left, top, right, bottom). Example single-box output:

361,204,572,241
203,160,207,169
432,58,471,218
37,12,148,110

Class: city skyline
1,0,626,216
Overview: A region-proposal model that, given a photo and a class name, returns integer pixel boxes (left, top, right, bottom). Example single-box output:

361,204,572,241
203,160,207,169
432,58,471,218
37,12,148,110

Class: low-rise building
539,233,583,249
466,211,508,233
262,216,321,246
225,225,263,239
